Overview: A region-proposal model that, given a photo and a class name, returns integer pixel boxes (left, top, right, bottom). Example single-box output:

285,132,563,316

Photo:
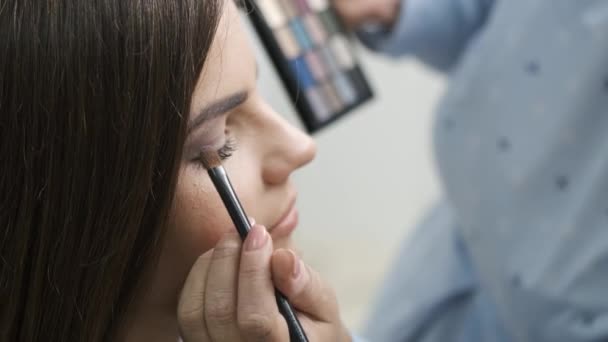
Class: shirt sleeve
361,202,510,341
356,0,495,71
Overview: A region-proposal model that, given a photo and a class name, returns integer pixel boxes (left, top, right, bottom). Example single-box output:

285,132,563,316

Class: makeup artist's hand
332,0,402,29
178,224,351,342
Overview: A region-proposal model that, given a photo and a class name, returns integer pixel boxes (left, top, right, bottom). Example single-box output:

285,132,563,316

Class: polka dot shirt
358,1,608,341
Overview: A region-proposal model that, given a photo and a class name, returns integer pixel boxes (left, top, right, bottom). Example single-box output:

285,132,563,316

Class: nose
260,108,317,185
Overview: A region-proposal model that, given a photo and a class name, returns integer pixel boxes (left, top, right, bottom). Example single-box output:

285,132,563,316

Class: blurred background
244,17,446,333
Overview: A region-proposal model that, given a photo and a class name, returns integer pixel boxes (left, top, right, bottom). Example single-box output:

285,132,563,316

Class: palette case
243,0,374,133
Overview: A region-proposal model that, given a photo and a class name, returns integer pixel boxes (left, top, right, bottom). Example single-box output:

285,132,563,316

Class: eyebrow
188,91,248,134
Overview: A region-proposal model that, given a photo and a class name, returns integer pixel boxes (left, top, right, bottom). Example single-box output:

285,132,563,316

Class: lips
268,198,299,238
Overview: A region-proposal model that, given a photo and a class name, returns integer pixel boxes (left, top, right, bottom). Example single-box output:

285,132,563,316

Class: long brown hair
0,0,222,340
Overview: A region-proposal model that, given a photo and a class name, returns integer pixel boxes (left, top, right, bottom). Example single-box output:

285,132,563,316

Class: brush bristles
199,150,222,169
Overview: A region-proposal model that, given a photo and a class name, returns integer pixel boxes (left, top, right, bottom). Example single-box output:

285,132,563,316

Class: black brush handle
209,167,251,239
209,167,309,342
276,290,309,342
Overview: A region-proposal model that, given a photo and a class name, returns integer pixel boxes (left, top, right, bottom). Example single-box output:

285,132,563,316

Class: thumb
271,249,338,322
364,0,402,26
334,0,400,29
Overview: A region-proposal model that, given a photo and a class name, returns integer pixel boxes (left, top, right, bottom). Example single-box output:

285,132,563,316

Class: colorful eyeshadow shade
305,87,331,121
257,0,286,28
332,73,357,105
289,18,313,50
294,0,310,14
274,26,300,58
307,0,329,11
289,56,316,89
319,46,341,76
329,35,355,70
319,9,340,35
320,82,343,112
278,0,298,18
246,0,373,133
302,14,326,46
304,51,327,82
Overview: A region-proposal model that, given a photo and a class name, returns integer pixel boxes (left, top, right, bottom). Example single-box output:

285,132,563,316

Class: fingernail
245,224,268,251
290,251,302,279
248,217,256,226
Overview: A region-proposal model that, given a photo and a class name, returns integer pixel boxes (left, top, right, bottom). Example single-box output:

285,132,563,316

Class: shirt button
510,274,522,288
578,312,596,326
524,60,541,75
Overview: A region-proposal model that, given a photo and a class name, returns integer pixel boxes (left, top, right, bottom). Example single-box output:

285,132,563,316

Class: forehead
189,1,256,115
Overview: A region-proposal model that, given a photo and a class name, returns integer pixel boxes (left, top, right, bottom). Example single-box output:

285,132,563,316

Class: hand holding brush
176,151,351,342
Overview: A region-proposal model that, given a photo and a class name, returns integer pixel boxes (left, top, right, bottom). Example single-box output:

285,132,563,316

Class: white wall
245,18,446,332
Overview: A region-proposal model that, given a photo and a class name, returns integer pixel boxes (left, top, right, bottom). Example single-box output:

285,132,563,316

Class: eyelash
217,137,237,160
196,137,237,169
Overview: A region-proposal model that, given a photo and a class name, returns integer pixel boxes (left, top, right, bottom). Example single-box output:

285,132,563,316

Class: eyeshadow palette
244,0,374,133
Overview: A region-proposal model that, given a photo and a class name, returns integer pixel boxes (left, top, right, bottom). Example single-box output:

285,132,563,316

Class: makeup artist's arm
334,0,496,71
177,225,352,342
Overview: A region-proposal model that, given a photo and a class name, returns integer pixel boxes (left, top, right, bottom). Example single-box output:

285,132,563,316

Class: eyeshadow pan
332,73,357,106
329,35,355,70
320,81,343,112
346,68,370,98
274,26,301,59
304,50,328,82
278,0,298,19
319,9,340,36
319,45,341,77
289,18,313,50
289,56,316,90
305,87,331,121
303,13,326,46
307,0,329,11
294,0,310,14
256,0,287,28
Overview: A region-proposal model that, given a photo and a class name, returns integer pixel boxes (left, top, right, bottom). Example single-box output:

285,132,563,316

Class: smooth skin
178,225,350,341
169,1,350,341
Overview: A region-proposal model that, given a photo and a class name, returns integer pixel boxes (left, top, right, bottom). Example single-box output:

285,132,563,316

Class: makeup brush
199,150,309,342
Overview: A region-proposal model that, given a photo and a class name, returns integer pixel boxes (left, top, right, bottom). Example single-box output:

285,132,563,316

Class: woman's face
155,0,316,305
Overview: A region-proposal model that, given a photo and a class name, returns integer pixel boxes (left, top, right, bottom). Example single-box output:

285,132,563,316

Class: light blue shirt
355,0,608,341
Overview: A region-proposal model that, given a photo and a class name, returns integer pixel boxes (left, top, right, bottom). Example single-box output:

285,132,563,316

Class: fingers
203,232,242,341
178,251,213,342
271,249,339,323
237,224,289,341
372,0,401,26
180,225,310,342
333,0,401,28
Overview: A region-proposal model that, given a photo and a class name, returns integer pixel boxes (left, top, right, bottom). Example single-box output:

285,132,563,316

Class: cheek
165,167,235,269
